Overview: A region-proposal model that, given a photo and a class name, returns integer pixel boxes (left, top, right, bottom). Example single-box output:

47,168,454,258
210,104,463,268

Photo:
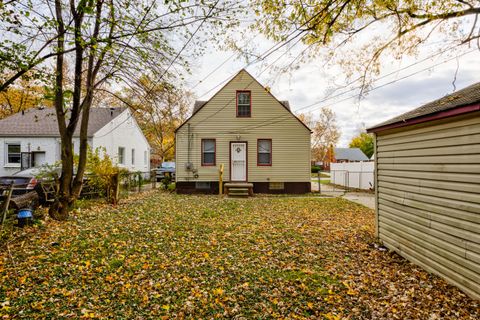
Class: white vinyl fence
331,162,374,190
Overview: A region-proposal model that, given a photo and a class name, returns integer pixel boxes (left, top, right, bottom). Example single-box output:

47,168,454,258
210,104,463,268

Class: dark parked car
0,167,61,205
156,162,175,181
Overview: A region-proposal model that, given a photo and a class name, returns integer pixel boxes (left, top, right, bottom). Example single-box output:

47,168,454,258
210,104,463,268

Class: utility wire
236,48,478,133
176,47,477,137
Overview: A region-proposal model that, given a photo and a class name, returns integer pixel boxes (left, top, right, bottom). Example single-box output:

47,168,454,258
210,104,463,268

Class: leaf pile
1,191,478,319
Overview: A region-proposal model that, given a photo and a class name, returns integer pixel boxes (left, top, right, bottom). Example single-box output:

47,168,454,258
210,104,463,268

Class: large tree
1,0,242,220
349,132,374,158
251,0,480,83
298,107,340,162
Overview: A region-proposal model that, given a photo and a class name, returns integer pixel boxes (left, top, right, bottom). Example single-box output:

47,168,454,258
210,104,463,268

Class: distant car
156,162,175,181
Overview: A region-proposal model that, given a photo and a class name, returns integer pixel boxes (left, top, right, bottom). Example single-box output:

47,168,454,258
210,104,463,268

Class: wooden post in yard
219,164,224,195
317,171,321,194
138,173,142,192
151,170,156,189
113,173,120,205
1,183,14,225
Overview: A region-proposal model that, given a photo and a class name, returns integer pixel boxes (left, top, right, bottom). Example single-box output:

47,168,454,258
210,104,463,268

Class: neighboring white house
0,107,150,176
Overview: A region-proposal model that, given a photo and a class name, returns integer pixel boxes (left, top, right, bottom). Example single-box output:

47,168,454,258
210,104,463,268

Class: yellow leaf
162,304,170,311
213,288,225,296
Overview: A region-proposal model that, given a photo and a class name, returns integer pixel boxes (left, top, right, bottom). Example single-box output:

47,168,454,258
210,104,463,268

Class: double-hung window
5,143,21,165
236,91,251,117
201,139,216,166
118,147,125,165
257,139,272,166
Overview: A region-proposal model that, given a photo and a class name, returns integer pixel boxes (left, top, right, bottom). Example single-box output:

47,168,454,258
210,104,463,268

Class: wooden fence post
151,170,156,189
317,171,321,194
1,183,14,225
138,173,142,192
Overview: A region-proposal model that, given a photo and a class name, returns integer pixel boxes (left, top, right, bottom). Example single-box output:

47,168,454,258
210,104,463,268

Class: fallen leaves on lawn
0,190,478,319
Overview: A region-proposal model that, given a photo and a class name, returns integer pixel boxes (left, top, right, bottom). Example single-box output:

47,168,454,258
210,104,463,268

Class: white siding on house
176,70,311,183
0,137,82,176
92,109,150,173
374,113,480,300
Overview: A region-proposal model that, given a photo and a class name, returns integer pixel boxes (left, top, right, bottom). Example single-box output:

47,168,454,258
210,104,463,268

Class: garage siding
375,113,480,300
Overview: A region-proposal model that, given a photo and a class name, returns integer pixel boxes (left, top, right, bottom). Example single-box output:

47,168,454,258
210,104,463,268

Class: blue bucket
17,209,33,227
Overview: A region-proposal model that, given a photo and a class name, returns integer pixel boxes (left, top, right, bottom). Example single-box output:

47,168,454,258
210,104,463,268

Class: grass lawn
311,172,330,178
311,179,331,184
1,191,478,319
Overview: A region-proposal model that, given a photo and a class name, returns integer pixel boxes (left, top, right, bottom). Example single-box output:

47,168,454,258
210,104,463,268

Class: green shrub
311,165,322,173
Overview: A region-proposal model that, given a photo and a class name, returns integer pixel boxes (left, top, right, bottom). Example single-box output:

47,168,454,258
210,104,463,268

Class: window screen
258,139,272,165
237,91,251,117
202,139,215,165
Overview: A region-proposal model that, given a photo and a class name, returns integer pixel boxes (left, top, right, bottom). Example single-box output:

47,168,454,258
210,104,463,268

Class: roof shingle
0,107,126,137
334,148,369,161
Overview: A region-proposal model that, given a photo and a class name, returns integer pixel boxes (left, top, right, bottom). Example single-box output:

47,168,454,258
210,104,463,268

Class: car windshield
161,162,175,169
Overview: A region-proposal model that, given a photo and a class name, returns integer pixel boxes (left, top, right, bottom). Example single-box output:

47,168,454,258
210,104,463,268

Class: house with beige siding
367,82,480,300
175,69,311,194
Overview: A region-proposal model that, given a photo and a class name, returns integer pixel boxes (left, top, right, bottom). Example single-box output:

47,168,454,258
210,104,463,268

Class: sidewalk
310,182,375,209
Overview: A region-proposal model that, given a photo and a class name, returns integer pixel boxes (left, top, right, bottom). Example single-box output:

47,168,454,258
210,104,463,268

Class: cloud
190,44,480,148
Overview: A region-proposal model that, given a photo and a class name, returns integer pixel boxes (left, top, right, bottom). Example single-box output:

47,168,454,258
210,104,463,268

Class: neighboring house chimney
22,110,25,115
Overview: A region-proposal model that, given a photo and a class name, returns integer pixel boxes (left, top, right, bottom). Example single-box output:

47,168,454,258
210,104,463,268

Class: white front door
231,142,247,181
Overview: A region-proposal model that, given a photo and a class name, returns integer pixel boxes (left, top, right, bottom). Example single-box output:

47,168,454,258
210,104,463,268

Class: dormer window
236,91,251,117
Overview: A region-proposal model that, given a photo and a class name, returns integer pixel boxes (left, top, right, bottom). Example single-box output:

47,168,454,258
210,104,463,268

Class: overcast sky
184,37,480,147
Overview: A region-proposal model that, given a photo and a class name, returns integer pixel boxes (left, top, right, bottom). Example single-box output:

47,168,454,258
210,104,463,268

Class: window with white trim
131,148,135,165
144,150,148,165
5,143,21,165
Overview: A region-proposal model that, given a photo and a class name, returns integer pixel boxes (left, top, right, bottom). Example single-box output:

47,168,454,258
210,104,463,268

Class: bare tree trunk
49,0,85,220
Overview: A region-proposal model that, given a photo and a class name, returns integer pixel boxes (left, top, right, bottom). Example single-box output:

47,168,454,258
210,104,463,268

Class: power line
237,48,478,132
176,47,477,137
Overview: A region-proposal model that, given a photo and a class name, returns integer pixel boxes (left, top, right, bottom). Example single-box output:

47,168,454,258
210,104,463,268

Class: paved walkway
310,182,375,209
342,192,375,209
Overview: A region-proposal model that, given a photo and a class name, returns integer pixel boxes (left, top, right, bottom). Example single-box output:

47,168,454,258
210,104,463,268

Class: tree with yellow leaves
298,107,340,162
0,78,48,119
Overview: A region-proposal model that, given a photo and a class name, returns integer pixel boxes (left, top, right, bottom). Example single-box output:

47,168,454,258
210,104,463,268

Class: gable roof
334,148,369,161
0,107,127,137
176,69,311,132
368,82,480,133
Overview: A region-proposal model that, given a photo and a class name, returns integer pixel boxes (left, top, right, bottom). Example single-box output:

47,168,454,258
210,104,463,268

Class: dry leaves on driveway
1,191,478,319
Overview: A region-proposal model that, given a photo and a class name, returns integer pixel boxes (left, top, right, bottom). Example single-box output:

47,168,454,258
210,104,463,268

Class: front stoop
224,183,254,197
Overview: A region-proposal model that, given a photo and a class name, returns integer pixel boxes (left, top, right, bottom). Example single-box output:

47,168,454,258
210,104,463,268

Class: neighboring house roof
176,69,310,132
368,82,480,133
0,107,127,137
334,148,369,161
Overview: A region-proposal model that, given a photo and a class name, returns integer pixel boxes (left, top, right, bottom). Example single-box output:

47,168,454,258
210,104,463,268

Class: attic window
236,91,251,117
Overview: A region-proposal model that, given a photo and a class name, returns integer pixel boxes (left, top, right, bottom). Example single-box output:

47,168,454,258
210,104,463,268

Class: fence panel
331,162,374,190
